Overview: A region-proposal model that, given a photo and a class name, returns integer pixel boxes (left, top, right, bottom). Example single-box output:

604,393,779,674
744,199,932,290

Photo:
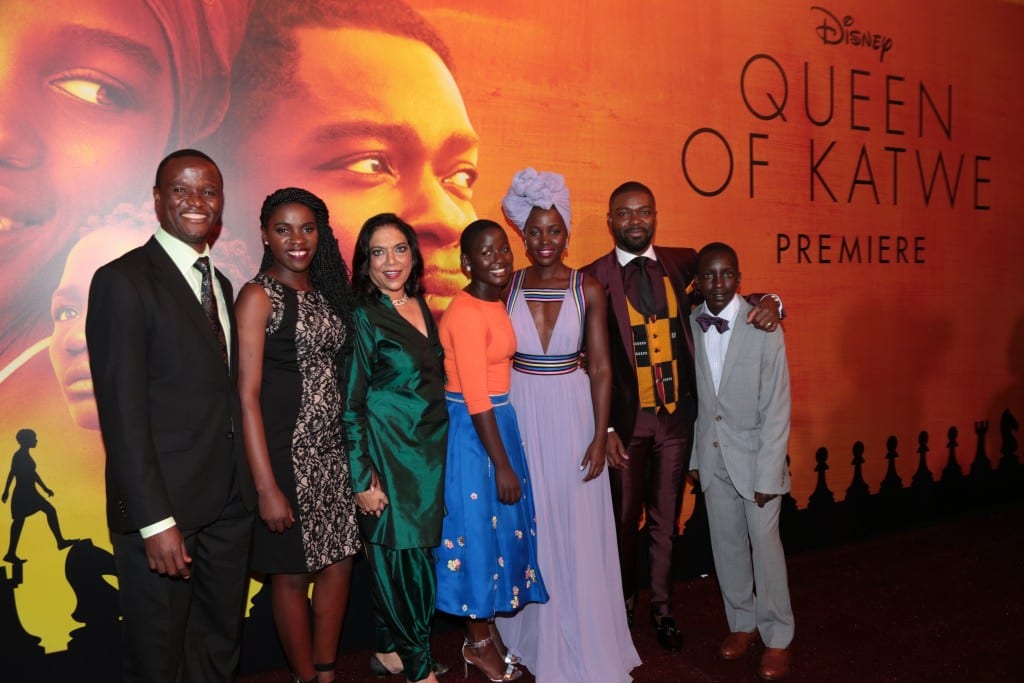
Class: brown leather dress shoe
758,647,791,680
719,631,758,660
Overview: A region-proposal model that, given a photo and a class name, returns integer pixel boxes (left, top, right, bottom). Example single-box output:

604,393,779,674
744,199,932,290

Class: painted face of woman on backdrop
49,226,148,430
522,207,568,267
1,1,174,342
262,203,319,280
368,225,414,298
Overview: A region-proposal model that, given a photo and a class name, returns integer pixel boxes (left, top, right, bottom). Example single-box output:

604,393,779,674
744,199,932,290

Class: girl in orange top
435,220,548,682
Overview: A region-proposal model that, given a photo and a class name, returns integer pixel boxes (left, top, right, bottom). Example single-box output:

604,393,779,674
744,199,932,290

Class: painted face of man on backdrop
0,0,174,351
229,27,479,314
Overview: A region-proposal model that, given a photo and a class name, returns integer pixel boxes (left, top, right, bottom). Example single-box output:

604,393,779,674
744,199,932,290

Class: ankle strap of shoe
464,636,494,650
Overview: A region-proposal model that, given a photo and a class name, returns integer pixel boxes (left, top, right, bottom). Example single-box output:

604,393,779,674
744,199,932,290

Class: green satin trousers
365,542,437,682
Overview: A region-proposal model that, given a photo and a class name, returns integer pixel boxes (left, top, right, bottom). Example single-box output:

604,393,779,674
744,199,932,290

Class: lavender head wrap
501,167,572,235
143,0,254,146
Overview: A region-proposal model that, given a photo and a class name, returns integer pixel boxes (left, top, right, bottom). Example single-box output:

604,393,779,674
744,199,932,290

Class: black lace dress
249,273,360,573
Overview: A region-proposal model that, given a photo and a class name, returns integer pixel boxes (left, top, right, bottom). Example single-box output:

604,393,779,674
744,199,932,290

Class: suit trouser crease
610,410,688,615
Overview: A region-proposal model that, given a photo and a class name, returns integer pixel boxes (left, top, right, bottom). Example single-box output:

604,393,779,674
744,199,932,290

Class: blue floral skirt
435,392,548,618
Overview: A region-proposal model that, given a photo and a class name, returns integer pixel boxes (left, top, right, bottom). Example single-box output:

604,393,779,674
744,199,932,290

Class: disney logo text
811,6,893,62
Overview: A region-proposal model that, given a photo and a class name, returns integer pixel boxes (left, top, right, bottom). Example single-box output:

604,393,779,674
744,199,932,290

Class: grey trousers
704,455,795,649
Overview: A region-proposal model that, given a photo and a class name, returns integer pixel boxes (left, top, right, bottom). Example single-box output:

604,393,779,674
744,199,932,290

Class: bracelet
607,426,616,433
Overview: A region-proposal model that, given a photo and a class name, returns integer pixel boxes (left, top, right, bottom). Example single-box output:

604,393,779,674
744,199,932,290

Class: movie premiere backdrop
2,0,1022,676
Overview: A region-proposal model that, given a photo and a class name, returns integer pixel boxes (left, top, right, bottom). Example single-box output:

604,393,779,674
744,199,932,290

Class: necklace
390,296,410,306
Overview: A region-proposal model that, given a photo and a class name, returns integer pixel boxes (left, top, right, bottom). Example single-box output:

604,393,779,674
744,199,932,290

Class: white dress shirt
141,228,232,539
699,295,741,395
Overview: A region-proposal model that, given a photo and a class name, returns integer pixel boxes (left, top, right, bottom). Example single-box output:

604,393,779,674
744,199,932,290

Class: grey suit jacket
689,298,791,499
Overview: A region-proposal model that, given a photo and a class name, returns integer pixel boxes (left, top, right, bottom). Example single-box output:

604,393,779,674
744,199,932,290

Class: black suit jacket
583,246,699,445
86,237,254,534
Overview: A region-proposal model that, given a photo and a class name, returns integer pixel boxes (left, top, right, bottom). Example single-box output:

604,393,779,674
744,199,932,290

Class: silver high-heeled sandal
461,636,522,682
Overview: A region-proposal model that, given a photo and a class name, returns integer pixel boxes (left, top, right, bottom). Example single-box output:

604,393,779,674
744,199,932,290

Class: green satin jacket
343,295,447,549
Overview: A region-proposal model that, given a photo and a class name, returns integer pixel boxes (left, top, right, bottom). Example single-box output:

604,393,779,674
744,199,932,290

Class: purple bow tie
696,312,729,334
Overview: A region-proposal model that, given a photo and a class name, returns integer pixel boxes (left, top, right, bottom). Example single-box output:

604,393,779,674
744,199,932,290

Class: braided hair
258,187,354,352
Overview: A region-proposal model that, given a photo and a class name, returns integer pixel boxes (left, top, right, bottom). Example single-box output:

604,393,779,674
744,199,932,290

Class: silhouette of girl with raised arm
3,429,74,563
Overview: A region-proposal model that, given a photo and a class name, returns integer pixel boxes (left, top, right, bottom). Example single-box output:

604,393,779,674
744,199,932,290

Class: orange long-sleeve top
439,290,517,415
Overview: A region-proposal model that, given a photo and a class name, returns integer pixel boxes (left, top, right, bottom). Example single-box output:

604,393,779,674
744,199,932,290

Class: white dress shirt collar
615,244,658,267
154,226,213,280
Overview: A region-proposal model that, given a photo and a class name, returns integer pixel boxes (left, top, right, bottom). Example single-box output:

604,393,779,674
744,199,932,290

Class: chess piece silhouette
2,429,76,563
941,426,964,483
966,419,999,507
64,539,120,677
909,430,938,520
843,441,875,536
937,425,968,514
970,420,992,478
809,446,835,508
912,430,934,489
806,447,837,547
0,563,45,679
880,435,904,495
845,441,871,503
878,435,909,524
994,409,1022,498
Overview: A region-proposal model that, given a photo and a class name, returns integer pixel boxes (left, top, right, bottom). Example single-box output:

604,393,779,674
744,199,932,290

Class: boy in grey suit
688,242,795,681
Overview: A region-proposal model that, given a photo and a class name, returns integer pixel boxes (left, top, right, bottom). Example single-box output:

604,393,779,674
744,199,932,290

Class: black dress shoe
652,615,683,652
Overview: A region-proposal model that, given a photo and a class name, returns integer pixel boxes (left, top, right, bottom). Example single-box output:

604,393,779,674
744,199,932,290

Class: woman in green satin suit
343,213,448,683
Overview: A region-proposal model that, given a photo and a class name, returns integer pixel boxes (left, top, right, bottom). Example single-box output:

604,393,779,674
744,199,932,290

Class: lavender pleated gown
496,270,641,682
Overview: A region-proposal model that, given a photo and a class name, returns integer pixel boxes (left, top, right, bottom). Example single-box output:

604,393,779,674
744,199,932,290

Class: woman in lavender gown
495,168,641,682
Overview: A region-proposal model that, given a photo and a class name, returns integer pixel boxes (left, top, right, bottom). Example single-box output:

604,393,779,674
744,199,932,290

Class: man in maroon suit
583,181,780,653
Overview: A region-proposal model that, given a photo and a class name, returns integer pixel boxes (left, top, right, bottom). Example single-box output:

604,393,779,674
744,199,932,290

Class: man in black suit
583,181,780,653
87,149,255,682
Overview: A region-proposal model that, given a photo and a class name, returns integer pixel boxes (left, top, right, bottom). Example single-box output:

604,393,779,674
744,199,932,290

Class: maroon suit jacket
582,246,699,445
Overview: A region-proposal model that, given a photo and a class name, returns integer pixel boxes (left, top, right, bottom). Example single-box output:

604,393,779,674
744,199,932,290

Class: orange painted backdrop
1,0,1021,659
414,0,1024,503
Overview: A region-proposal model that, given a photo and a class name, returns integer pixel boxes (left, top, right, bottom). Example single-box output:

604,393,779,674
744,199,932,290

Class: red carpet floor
239,501,1023,682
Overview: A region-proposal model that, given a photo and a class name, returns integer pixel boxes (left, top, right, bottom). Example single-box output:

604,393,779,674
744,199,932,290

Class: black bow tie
696,312,729,334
